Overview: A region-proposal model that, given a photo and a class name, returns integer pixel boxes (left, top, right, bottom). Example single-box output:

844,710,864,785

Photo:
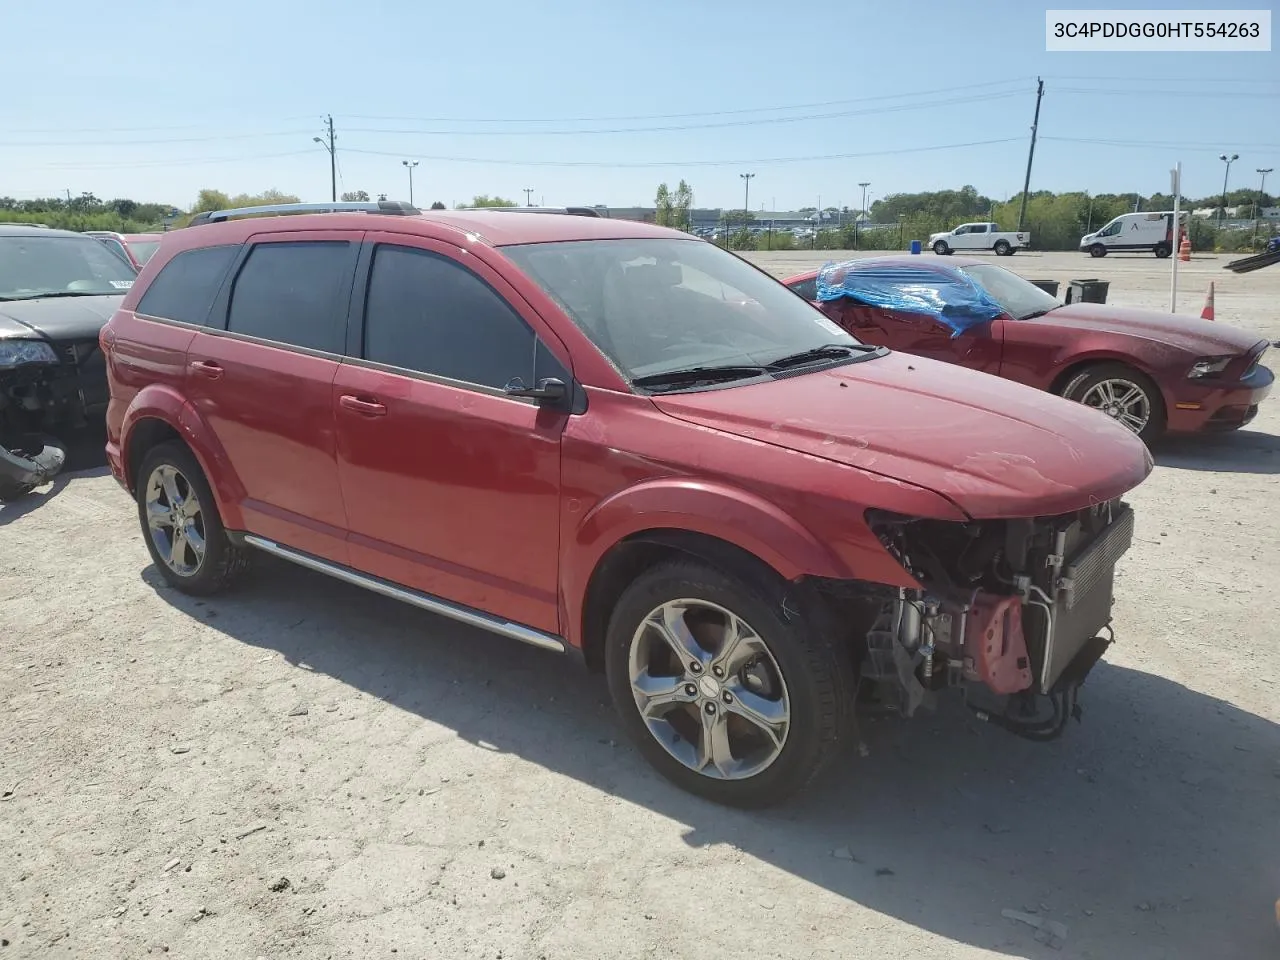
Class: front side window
363,244,535,390
503,238,860,384
137,245,238,326
226,241,352,353
0,235,137,300
1099,221,1123,237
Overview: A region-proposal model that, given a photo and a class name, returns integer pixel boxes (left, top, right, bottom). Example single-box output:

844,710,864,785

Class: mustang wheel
136,441,250,595
1062,363,1167,443
605,559,850,807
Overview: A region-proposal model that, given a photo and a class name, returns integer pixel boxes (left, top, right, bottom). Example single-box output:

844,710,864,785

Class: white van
1079,211,1187,258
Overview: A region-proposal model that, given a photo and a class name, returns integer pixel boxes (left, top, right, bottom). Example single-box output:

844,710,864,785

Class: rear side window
787,277,817,301
363,244,534,389
136,245,238,326
227,241,352,353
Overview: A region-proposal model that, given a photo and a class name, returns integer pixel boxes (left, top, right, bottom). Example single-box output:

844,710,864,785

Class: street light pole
1218,152,1239,228
312,115,337,203
1255,167,1273,242
740,173,755,239
401,160,419,205
523,188,535,207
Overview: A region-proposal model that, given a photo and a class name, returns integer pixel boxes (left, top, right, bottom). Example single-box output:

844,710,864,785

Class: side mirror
503,376,568,404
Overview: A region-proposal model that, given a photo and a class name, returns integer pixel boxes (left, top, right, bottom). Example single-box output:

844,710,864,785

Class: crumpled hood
1033,303,1265,357
0,295,121,342
652,353,1153,520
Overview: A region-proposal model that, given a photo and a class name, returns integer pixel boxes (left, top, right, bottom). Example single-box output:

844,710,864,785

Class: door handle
189,360,223,380
339,394,387,417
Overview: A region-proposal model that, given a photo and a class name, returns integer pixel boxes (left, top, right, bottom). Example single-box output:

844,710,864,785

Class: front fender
120,384,246,528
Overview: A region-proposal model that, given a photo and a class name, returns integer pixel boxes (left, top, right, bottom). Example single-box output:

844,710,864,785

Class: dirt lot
2,250,1277,960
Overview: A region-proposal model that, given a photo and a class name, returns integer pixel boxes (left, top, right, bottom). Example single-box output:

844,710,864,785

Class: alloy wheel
628,598,790,780
145,464,207,577
1079,378,1151,435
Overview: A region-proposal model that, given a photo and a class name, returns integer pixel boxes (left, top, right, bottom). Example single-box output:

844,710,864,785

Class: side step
241,535,565,654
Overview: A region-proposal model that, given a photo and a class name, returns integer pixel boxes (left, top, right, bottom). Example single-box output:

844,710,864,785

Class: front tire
994,240,1012,256
136,441,250,595
1089,244,1107,258
1153,243,1171,259
1061,362,1167,443
604,559,850,808
932,240,950,255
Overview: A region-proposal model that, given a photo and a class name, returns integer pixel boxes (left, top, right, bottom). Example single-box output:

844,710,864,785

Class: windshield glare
958,263,1059,320
502,238,861,381
0,235,137,300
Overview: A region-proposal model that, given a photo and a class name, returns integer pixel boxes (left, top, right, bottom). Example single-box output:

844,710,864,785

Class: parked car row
3,202,1271,807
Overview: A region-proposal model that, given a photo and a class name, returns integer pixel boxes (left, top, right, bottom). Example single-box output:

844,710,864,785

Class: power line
2,130,313,148
1044,136,1280,152
341,92,1025,138
1053,87,1280,99
335,78,1035,125
1045,74,1280,85
341,137,1024,169
42,149,319,170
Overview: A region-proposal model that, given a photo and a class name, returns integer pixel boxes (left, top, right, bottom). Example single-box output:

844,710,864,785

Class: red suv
101,201,1151,807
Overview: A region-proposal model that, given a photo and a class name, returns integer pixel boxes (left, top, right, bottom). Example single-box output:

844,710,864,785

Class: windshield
958,263,1059,321
127,241,160,264
502,238,863,382
0,235,137,300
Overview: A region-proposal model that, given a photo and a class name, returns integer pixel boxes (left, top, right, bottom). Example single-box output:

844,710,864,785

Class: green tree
192,190,232,214
462,195,517,208
430,201,446,210
654,183,673,226
341,190,371,202
673,180,694,231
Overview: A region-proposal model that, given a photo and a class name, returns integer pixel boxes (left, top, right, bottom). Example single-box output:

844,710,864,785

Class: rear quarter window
787,277,818,301
136,245,239,326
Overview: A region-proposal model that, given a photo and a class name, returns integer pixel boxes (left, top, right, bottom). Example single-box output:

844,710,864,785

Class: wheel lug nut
704,703,716,715
712,666,723,678
689,662,702,673
722,692,732,704
684,684,697,697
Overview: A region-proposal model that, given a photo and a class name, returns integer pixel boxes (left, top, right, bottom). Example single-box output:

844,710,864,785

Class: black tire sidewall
1091,244,1107,258
994,241,1010,256
933,241,949,255
1154,243,1170,259
1062,363,1167,443
135,442,234,594
604,559,845,808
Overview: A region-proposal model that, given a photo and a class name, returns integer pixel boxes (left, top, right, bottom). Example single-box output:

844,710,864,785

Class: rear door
332,234,570,634
184,230,361,564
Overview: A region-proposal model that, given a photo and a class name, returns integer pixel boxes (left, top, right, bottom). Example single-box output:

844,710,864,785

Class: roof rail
459,206,607,218
188,200,420,226
0,221,51,228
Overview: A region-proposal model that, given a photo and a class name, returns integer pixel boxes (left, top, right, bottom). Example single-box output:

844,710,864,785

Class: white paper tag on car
109,280,134,289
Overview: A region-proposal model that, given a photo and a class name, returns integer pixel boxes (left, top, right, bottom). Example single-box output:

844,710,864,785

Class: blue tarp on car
815,259,1005,338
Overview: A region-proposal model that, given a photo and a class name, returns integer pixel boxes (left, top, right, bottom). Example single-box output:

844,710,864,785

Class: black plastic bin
1028,280,1060,297
1064,278,1110,305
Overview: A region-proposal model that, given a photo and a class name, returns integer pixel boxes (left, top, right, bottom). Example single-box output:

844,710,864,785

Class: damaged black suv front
0,225,135,499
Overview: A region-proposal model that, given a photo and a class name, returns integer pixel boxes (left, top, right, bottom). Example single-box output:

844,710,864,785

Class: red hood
1029,303,1266,356
652,353,1152,520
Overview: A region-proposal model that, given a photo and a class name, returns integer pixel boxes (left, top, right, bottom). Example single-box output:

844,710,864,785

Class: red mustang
784,257,1273,442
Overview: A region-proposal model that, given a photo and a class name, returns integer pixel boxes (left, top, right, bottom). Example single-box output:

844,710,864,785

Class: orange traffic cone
1179,233,1191,261
1200,282,1215,321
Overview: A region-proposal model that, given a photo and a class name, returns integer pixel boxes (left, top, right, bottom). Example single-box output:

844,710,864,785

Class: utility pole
740,173,755,240
1170,162,1181,313
1218,153,1239,227
313,115,337,202
857,182,870,250
1256,167,1273,242
523,188,535,207
1016,77,1044,233
401,160,419,205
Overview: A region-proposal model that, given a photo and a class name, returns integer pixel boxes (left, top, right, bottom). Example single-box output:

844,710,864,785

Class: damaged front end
850,500,1135,740
0,338,85,498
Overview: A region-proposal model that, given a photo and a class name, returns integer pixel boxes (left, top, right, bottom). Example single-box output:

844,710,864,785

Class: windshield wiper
766,342,884,370
632,364,768,392
0,291,118,301
1018,307,1058,321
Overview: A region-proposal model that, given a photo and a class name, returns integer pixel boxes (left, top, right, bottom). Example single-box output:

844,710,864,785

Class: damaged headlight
1187,356,1232,379
0,338,59,369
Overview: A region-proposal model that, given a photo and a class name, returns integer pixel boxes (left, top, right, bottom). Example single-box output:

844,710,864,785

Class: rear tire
1060,362,1167,444
604,558,850,808
994,240,1012,256
136,441,250,595
1089,244,1107,258
932,240,950,255
1153,243,1171,259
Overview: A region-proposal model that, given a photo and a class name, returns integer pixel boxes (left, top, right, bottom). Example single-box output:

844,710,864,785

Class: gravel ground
2,250,1277,960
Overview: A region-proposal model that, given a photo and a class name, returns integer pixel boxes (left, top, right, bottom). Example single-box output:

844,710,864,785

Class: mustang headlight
1187,356,1233,379
0,338,59,369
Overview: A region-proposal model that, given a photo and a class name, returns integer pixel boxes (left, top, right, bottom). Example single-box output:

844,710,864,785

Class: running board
241,535,566,653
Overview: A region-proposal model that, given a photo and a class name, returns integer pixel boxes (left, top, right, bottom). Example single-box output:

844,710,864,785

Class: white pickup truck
928,222,1029,257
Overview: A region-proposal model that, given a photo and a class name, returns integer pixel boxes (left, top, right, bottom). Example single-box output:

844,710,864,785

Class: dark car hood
652,353,1152,520
1028,303,1265,356
0,295,122,342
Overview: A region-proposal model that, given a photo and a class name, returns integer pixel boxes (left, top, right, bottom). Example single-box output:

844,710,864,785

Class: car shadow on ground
146,557,1280,960
0,425,109,524
1153,428,1280,475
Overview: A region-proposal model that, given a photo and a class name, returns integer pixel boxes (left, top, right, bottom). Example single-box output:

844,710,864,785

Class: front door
333,237,569,634
184,231,360,564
